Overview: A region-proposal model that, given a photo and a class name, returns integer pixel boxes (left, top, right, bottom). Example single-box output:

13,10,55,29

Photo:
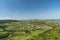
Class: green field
0,20,60,40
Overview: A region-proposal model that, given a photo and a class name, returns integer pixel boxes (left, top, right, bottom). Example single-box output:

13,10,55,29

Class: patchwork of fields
0,20,60,40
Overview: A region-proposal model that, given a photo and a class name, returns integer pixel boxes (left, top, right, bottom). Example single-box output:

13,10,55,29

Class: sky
0,0,60,20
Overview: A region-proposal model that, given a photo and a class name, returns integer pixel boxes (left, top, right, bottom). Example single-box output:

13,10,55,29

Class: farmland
0,20,60,40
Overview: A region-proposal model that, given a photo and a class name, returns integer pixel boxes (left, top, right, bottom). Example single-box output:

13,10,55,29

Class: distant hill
0,19,60,24
46,19,60,22
0,20,18,24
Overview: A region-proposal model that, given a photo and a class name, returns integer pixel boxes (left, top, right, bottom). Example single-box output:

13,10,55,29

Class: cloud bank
0,17,16,20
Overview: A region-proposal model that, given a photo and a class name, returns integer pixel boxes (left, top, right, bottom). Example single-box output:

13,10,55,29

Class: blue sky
0,0,60,20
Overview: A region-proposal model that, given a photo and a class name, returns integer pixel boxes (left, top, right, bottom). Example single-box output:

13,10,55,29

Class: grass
0,32,8,35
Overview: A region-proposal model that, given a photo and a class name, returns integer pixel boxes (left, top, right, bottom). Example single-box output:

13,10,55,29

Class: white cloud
0,17,3,19
0,17,15,20
4,17,11,19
